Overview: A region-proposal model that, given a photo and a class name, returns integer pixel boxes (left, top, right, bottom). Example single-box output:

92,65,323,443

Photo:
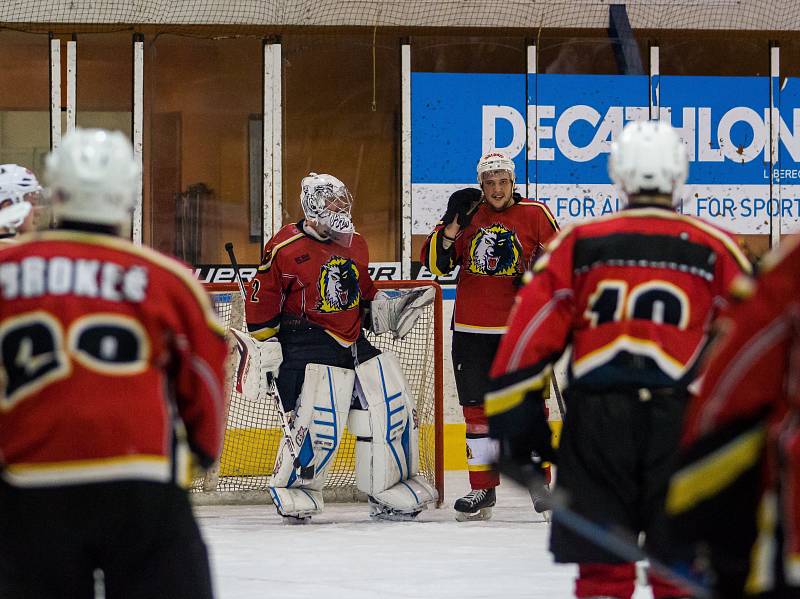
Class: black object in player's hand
443,188,482,226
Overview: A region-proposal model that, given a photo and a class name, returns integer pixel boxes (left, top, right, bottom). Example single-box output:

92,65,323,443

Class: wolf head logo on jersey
467,224,522,276
317,256,361,313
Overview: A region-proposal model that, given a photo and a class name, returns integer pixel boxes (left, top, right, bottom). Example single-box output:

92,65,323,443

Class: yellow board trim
216,421,564,475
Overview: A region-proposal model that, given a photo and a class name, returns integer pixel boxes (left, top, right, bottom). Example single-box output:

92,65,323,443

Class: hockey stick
551,371,566,418
266,373,315,480
501,462,710,599
224,241,247,300
224,241,314,481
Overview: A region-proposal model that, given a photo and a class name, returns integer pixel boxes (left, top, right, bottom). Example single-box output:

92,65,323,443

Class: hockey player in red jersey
420,151,558,521
487,121,752,599
666,240,800,598
244,173,437,522
0,129,228,599
0,163,45,244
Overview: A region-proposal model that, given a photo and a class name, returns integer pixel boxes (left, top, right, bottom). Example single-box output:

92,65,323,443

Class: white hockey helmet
45,128,140,228
0,164,42,231
300,172,355,247
476,151,515,185
609,120,688,200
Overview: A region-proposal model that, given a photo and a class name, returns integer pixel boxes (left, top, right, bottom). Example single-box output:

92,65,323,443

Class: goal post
192,280,445,506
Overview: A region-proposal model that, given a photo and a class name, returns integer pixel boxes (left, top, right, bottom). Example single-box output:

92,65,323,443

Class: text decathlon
482,104,800,163
0,257,149,302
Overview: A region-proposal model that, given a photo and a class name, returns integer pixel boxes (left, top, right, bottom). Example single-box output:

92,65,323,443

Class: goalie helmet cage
192,280,445,507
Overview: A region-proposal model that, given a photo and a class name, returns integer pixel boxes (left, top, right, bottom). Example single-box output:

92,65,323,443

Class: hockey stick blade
498,460,711,599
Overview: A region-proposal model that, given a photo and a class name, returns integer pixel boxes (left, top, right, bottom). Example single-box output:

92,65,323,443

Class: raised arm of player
420,188,482,276
420,219,459,276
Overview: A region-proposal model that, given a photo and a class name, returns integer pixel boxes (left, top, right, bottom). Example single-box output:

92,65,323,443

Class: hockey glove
489,389,556,484
230,328,283,402
443,188,482,226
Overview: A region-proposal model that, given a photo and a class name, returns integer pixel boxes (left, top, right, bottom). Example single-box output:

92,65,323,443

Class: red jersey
667,239,800,577
487,206,751,415
0,230,227,488
421,197,558,333
246,222,377,345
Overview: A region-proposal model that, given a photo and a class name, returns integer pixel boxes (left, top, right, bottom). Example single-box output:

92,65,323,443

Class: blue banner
411,72,800,234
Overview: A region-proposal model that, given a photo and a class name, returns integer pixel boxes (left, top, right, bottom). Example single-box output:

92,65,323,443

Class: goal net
0,1,794,31
191,280,444,505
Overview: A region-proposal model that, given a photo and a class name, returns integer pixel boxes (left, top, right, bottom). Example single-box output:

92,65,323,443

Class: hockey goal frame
192,280,444,506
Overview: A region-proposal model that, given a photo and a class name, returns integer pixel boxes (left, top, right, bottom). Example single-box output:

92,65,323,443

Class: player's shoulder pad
516,199,559,230
259,224,305,272
533,223,577,272
674,214,753,275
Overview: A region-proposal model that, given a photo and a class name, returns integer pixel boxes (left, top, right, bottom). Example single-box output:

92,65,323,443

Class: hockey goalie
234,172,437,523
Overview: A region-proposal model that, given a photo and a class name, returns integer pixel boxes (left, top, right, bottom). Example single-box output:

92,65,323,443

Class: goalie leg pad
349,352,438,514
270,363,354,516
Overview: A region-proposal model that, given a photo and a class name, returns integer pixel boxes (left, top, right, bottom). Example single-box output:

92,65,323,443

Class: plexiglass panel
282,32,401,261
146,35,263,265
0,31,50,178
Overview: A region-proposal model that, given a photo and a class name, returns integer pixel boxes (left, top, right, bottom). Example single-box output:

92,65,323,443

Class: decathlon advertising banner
411,72,800,235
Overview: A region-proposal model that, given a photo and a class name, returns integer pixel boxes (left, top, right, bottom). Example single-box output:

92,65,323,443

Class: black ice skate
454,487,496,522
530,483,552,523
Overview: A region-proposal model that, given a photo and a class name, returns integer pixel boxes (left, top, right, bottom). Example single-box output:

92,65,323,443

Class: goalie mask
300,172,355,247
0,164,43,232
609,120,688,203
45,128,140,229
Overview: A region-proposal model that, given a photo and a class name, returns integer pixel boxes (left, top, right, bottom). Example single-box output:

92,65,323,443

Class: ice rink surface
196,471,654,599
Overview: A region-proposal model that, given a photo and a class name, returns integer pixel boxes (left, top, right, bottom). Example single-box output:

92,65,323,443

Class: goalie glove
230,328,283,402
369,287,436,340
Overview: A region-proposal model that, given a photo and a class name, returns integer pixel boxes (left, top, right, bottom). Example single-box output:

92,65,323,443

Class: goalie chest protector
247,222,378,345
